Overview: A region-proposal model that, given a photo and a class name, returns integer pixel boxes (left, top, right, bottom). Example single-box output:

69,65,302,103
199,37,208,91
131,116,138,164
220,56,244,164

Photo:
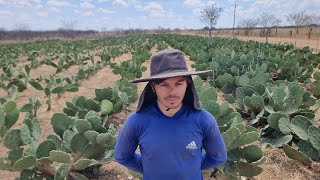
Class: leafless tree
304,14,320,39
60,19,78,31
14,23,30,31
238,17,259,36
258,12,282,42
286,10,311,35
200,4,223,37
273,18,282,36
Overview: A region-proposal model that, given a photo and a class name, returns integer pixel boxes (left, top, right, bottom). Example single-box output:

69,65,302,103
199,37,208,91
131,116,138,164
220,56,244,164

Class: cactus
49,150,71,163
100,100,113,115
51,113,75,138
13,155,37,171
290,115,312,141
283,144,312,165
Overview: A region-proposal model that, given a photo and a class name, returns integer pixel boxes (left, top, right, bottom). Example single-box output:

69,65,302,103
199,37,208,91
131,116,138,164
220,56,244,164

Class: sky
0,0,319,31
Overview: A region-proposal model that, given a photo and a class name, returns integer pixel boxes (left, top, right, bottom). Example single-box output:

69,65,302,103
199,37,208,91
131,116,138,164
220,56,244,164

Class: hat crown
150,49,188,77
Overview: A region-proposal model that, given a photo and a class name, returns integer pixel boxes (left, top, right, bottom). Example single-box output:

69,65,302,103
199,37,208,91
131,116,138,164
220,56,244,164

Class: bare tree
273,18,282,36
238,17,259,36
258,12,282,42
304,14,320,39
14,23,30,31
286,10,310,35
60,19,78,31
200,4,223,37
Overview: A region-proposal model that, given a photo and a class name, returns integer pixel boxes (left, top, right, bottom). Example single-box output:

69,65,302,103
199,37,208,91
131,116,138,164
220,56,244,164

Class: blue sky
0,0,319,31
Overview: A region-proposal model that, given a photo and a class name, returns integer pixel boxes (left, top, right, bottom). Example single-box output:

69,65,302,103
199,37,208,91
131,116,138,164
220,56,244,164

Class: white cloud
183,0,205,8
192,8,202,16
83,11,94,16
35,4,44,9
47,0,71,7
37,11,48,17
144,2,165,17
98,0,111,2
80,1,94,9
50,7,60,12
112,0,128,8
0,10,13,18
98,8,116,14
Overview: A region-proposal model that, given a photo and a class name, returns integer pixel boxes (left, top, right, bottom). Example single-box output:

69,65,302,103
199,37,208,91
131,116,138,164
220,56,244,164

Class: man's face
153,76,188,109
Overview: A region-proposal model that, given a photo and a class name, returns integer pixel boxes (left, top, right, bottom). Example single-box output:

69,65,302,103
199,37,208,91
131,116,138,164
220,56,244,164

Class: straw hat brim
130,70,212,83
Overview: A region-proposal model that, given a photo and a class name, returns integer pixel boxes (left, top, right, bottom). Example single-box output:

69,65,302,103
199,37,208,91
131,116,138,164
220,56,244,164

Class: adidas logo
186,141,197,149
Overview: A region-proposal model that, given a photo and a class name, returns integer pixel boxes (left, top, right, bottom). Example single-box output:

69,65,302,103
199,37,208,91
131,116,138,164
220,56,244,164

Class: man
114,49,227,180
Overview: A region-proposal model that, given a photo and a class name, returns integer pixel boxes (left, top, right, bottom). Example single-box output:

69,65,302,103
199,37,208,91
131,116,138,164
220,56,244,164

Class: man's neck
157,100,183,117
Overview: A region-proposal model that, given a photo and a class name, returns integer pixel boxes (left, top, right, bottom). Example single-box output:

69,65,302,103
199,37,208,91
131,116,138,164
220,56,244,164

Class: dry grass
255,147,320,180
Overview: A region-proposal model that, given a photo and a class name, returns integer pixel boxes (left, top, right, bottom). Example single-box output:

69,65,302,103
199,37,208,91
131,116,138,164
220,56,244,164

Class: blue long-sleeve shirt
114,102,227,180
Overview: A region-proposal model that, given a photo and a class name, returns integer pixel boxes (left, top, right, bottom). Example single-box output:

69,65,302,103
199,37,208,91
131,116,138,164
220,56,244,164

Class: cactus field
0,34,320,179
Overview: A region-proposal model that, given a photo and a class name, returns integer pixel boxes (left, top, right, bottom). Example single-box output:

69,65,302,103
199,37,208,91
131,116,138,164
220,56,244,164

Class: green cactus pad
22,142,37,157
19,103,33,112
8,148,23,166
5,108,19,130
308,126,320,150
75,120,92,134
267,113,287,130
4,129,22,149
111,101,122,113
283,144,312,165
222,127,241,150
36,139,56,158
278,117,291,134
96,133,113,145
235,161,263,177
51,113,75,138
63,108,76,117
13,155,36,171
63,130,75,151
205,100,220,118
298,140,320,160
31,118,41,140
227,148,241,161
291,115,312,141
49,150,71,163
84,99,100,111
120,92,129,106
73,159,92,170
71,172,89,180
84,130,99,144
19,169,34,179
239,75,250,87
230,132,259,149
82,144,106,159
70,133,89,153
250,94,265,108
66,102,78,111
55,164,70,180
20,124,32,145
75,96,86,108
47,134,62,149
77,109,89,119
100,100,113,115
261,135,292,148
2,100,16,112
241,145,263,163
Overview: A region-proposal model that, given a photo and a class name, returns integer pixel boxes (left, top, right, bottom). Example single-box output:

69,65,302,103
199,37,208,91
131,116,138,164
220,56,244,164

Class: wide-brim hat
130,49,211,112
130,49,211,83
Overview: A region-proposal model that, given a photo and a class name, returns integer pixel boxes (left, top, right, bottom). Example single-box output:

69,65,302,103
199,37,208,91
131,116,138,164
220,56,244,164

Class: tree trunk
308,27,313,39
209,29,212,37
